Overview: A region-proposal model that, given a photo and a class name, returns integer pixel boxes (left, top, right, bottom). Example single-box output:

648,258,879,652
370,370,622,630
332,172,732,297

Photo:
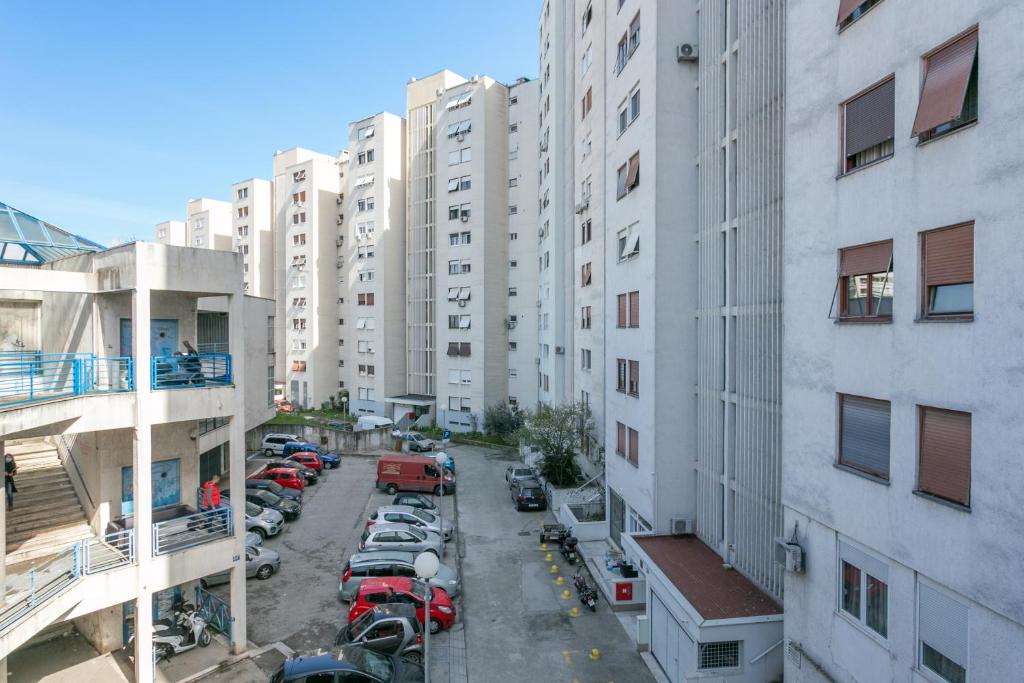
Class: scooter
560,535,579,565
128,607,211,661
573,571,598,612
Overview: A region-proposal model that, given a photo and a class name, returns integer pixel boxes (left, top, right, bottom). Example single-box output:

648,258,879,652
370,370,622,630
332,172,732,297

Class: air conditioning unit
456,132,466,142
540,141,548,152
575,199,590,214
505,318,517,329
337,217,344,225
460,214,470,223
336,196,344,205
335,237,344,246
677,43,699,62
554,346,564,354
294,201,304,209
336,259,344,268
457,299,467,308
636,615,650,650
775,537,805,573
535,357,541,365
670,518,694,536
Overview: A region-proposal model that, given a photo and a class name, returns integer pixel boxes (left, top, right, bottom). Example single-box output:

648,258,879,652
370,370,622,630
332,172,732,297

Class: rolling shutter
446,343,459,357
626,153,640,189
918,583,969,670
840,396,891,478
618,294,627,327
839,541,888,582
629,291,640,326
912,31,978,136
840,240,893,276
845,79,895,157
617,422,626,455
836,0,863,25
923,223,973,286
919,407,971,505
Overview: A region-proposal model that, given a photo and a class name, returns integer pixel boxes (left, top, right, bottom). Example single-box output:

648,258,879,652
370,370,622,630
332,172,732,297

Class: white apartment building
231,178,274,299
341,113,406,417
153,220,186,246
272,148,343,409
0,219,273,681
506,77,541,408
185,197,232,251
783,1,1024,681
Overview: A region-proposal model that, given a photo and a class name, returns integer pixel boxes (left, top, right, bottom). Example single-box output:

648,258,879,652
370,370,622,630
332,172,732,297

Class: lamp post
340,395,348,420
414,551,440,683
433,452,448,558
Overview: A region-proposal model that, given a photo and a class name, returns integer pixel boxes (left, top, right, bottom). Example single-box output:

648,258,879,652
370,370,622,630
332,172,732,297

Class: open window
913,28,978,142
831,240,893,320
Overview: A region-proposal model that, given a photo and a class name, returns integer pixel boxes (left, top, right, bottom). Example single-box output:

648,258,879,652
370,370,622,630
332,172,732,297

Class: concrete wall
247,423,393,454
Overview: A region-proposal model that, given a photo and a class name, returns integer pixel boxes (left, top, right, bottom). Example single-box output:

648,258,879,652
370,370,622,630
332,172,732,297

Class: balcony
151,353,231,390
107,504,231,557
0,353,134,410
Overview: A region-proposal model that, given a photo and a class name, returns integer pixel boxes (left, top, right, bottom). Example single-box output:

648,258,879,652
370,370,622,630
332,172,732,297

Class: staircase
4,438,93,566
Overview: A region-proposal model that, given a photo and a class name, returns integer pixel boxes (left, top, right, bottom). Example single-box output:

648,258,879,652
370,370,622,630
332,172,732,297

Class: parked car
273,645,421,683
356,415,395,431
244,501,283,540
282,442,340,469
333,605,423,664
339,551,461,602
327,420,353,432
244,531,263,548
202,545,281,587
511,478,547,511
399,432,435,452
358,522,443,556
391,493,438,512
244,489,301,521
286,451,323,473
348,577,456,634
264,459,319,485
375,455,454,496
246,478,301,502
367,505,453,541
261,433,302,457
505,464,538,488
250,467,307,491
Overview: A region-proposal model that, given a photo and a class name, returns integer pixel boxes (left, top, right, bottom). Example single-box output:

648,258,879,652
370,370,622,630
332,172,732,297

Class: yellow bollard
555,576,565,586
550,564,559,573
540,543,548,551
569,607,579,617
545,552,553,562
562,589,571,600
590,648,601,660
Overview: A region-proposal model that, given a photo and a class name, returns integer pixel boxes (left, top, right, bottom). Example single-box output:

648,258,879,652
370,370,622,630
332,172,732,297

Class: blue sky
0,1,540,246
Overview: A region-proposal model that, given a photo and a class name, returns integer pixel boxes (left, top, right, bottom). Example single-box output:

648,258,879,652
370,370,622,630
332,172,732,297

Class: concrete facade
783,1,1024,682
231,178,275,300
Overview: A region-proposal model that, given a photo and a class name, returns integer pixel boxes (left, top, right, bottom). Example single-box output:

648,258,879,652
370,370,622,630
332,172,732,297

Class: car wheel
433,485,442,496
264,448,273,457
198,628,212,647
256,564,274,580
253,528,267,540
403,651,423,666
386,484,398,495
429,618,442,634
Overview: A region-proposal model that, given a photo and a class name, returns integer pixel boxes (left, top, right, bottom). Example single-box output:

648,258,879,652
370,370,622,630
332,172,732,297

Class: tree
482,402,524,439
518,401,592,487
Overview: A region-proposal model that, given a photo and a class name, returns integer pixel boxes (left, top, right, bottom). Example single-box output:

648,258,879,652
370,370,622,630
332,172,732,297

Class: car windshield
336,646,395,680
264,481,284,494
245,502,262,516
258,490,281,505
407,527,427,541
410,508,435,523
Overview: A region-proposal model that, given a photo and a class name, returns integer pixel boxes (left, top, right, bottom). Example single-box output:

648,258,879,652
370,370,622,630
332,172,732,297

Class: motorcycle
560,535,579,565
128,605,211,661
573,571,598,612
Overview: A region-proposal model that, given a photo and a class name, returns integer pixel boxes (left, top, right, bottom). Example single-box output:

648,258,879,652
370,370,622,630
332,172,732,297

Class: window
581,348,591,370
580,306,591,329
449,232,471,246
921,222,973,318
509,232,518,241
918,406,971,507
292,212,306,225
839,541,889,638
581,2,592,34
581,132,592,160
447,315,471,329
628,291,640,327
237,206,249,218
357,293,375,306
237,187,248,200
627,428,638,465
580,220,592,244
837,240,893,319
617,223,640,261
913,28,978,142
697,641,740,671
460,175,471,191
509,95,518,105
292,233,307,246
508,287,517,297
616,422,626,456
237,226,249,237
291,361,306,372
615,32,629,74
292,170,306,182
618,102,629,135
581,262,592,287
581,87,592,120
447,119,471,137
358,270,375,282
628,12,641,54
448,147,472,165
837,0,885,30
842,76,895,173
581,44,593,75
616,153,640,199
444,92,472,111
616,359,627,392
356,149,374,164
628,360,639,396
918,582,969,683
630,87,640,121
356,124,375,140
509,177,519,188
838,394,891,480
292,191,306,204
509,123,519,134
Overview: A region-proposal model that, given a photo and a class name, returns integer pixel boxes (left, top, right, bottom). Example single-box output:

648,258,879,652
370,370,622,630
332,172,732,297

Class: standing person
201,474,228,529
5,453,17,511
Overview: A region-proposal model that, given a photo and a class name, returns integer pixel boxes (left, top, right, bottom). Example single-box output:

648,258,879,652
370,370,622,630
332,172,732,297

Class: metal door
120,318,179,357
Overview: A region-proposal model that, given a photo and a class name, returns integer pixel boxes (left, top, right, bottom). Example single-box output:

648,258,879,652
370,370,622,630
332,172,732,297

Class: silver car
506,464,538,488
339,551,461,601
369,505,454,541
358,522,443,556
202,545,281,587
245,501,284,539
245,531,264,547
400,432,435,452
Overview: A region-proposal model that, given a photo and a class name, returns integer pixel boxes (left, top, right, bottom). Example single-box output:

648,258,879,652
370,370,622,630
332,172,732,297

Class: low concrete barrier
248,423,392,453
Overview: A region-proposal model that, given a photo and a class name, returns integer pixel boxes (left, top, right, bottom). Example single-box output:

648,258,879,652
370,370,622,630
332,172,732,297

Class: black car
391,492,438,512
272,645,422,683
511,478,547,511
246,478,302,503
266,459,319,485
243,489,301,521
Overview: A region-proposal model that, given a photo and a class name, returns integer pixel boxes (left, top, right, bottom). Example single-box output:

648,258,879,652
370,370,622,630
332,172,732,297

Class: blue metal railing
152,506,232,556
0,545,80,633
83,529,135,574
150,353,231,390
195,585,232,639
0,352,134,408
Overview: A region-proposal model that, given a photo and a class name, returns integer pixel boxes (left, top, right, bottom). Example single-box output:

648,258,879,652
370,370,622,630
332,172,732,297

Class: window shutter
840,240,893,276
618,294,627,327
918,583,969,669
459,343,471,356
919,407,971,505
626,153,640,189
836,0,863,25
912,31,978,136
629,291,640,326
845,78,895,157
617,422,626,454
628,361,639,394
839,541,889,583
446,342,459,357
923,223,973,286
840,396,891,478
628,429,639,464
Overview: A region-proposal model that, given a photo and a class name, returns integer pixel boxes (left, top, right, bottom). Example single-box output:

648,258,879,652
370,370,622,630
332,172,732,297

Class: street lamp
414,551,440,683
340,395,348,420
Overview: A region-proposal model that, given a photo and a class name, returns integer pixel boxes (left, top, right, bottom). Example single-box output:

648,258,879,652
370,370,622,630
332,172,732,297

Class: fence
0,546,80,633
152,506,232,556
151,353,231,390
195,586,232,639
83,529,135,574
0,352,134,408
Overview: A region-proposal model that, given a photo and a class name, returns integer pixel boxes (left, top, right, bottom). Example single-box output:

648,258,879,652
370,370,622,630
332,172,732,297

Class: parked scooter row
127,600,211,662
540,523,580,564
573,571,599,612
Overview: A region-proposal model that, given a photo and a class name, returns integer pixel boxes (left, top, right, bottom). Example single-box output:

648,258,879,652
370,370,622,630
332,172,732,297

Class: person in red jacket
202,474,228,530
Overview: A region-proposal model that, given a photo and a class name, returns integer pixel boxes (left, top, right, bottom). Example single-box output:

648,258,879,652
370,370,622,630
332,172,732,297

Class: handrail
152,506,232,556
83,529,135,574
151,353,231,390
0,545,80,634
750,638,784,664
56,434,95,511
0,353,134,408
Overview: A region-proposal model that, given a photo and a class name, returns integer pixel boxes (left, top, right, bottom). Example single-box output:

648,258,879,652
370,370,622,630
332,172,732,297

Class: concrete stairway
4,438,93,566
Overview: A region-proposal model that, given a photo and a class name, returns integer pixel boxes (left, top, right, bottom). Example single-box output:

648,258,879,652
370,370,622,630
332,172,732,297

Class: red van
375,455,455,496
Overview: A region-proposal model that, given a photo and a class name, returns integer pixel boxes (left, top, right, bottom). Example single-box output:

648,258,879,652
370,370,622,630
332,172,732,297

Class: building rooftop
0,201,103,266
634,535,782,621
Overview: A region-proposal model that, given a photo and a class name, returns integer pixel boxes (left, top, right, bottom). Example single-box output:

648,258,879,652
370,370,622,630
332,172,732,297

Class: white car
260,433,302,457
358,522,443,556
368,505,454,541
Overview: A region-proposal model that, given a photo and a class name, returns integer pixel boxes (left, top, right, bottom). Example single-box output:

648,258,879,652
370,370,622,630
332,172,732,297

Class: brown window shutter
628,428,639,464
912,30,978,136
367,293,375,305
626,153,640,189
459,343,471,356
629,291,640,327
617,422,626,455
628,360,639,395
836,0,863,25
840,239,893,276
844,78,895,157
924,223,973,286
617,294,627,327
919,407,971,506
617,359,626,391
447,342,459,356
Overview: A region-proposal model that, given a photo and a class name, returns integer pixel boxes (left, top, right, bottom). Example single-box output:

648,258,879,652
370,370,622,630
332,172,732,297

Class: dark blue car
272,645,421,683
281,442,340,469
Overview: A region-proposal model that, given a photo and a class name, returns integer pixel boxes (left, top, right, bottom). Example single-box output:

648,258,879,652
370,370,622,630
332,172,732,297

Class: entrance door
120,319,180,357
609,489,625,548
121,459,181,515
650,591,690,683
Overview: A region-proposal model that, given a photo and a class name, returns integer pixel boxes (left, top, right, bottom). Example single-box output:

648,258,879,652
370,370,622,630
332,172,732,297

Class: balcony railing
0,546,80,633
151,353,231,390
83,529,135,574
152,506,232,556
0,352,134,409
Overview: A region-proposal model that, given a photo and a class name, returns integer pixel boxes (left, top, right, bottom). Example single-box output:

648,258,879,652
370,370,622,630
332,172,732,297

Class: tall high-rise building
185,198,232,251
230,178,274,299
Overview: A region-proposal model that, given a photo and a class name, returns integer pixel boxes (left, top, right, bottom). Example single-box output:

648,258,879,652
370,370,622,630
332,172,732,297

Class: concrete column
132,272,155,683
226,293,247,655
0,440,6,609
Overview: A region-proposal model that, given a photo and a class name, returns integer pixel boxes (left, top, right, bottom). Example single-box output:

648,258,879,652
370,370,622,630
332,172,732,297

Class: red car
286,451,323,472
348,577,455,634
250,467,305,491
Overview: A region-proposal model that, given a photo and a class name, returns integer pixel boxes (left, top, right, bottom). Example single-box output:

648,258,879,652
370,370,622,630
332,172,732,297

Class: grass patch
411,426,516,448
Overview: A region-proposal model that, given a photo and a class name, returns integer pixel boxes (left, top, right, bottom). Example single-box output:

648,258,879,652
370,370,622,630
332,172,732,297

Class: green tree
518,401,592,486
482,402,524,439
